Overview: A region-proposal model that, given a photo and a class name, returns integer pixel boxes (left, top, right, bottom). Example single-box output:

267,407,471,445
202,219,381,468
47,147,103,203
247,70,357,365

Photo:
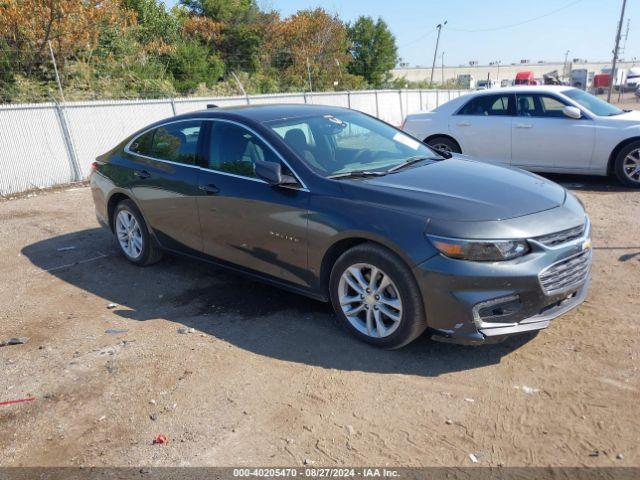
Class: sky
165,0,639,67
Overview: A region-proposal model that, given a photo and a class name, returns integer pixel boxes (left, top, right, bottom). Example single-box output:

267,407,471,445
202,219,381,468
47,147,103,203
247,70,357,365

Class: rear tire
113,200,163,266
426,136,461,154
613,141,640,188
329,243,428,349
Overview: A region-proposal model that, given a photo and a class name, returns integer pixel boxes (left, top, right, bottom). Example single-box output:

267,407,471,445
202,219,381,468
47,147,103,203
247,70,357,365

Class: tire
329,243,428,349
113,200,163,266
613,140,640,188
426,136,461,154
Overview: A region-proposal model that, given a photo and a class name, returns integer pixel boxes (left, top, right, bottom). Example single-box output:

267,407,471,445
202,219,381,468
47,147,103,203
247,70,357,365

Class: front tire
425,136,461,154
329,243,428,349
614,141,640,188
113,200,163,266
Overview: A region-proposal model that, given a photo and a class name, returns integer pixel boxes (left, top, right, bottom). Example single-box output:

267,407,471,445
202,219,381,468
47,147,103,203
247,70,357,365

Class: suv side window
458,94,512,116
207,121,287,179
516,94,569,118
150,121,203,165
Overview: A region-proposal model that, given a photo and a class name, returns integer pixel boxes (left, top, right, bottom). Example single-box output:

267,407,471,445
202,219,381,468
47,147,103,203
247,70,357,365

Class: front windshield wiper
386,156,437,173
327,170,388,180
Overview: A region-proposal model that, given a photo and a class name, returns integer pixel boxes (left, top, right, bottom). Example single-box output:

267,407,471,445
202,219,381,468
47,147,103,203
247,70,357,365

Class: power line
447,0,585,33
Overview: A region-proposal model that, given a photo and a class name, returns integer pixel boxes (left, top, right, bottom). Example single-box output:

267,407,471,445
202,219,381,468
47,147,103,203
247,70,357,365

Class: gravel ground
0,176,638,467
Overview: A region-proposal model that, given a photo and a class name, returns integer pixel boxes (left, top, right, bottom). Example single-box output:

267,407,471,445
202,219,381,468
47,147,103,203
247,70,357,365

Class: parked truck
514,71,536,85
570,69,594,90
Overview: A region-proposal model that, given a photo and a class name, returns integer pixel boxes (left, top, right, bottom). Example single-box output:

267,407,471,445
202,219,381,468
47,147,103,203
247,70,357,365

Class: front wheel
113,200,163,266
614,141,640,188
329,243,428,349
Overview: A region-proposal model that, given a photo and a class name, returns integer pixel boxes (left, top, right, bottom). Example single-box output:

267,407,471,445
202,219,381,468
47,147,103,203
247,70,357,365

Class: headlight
428,235,530,261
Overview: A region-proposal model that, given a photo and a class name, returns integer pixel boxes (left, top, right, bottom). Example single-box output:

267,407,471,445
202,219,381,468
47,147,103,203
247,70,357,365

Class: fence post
170,98,177,116
398,90,404,120
436,90,439,108
54,102,82,182
347,91,351,109
419,89,423,110
374,90,379,118
303,92,307,104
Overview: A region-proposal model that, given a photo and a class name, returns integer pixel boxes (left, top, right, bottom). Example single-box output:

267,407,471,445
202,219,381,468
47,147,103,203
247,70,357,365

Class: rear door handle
515,123,533,129
456,121,471,127
134,169,151,179
199,183,220,195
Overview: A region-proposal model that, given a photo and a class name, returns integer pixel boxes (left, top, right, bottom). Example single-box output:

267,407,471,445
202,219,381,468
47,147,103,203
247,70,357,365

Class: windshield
266,111,439,177
563,88,623,116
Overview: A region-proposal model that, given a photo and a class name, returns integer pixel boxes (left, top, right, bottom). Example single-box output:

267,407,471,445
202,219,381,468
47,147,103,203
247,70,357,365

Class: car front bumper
413,225,592,345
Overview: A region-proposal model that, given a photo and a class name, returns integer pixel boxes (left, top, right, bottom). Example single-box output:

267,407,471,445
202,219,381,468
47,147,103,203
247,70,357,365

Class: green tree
347,16,397,87
179,0,258,24
167,39,224,92
122,0,179,45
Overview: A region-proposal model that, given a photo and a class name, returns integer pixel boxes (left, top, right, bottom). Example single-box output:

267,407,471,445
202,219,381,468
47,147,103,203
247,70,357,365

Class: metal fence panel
0,103,75,196
0,89,468,196
64,99,174,177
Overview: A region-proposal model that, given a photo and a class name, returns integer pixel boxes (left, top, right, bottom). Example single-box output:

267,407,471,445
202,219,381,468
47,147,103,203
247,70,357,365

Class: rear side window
129,130,154,155
458,95,511,116
151,121,203,165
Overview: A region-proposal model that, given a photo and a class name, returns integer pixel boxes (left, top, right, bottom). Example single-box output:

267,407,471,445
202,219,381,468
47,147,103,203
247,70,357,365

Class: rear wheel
329,243,427,349
113,200,163,266
614,141,640,188
426,136,461,154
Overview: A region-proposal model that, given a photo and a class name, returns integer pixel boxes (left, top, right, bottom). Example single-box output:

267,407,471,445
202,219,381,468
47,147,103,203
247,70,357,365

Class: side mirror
254,160,298,187
562,106,582,119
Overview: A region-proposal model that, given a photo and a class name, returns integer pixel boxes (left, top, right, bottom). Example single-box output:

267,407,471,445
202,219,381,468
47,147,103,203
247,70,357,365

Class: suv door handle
456,121,471,127
134,169,151,179
515,123,533,129
199,183,220,195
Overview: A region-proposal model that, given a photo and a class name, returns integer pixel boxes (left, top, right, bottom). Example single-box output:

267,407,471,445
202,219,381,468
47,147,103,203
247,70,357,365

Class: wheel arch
607,136,640,174
106,191,138,232
423,133,462,153
318,234,416,297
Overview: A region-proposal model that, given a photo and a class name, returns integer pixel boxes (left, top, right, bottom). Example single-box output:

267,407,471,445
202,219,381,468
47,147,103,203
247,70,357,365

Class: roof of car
470,85,574,95
182,103,354,123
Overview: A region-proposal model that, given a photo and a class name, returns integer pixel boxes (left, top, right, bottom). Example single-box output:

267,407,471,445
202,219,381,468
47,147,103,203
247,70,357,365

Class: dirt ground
0,174,638,468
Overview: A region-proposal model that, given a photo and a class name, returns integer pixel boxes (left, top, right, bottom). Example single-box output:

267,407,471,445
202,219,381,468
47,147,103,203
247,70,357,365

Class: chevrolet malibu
91,104,592,349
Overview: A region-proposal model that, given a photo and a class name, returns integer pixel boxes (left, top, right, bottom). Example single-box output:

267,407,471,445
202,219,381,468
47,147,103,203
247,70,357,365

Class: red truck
514,71,536,85
593,73,611,94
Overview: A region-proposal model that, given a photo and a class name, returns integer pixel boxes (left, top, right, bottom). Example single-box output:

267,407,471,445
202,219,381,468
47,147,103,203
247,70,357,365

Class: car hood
344,157,566,222
612,109,640,122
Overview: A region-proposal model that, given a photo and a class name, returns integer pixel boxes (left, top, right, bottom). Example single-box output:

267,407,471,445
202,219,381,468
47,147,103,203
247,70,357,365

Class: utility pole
430,21,447,85
441,51,445,84
608,0,627,102
48,40,65,103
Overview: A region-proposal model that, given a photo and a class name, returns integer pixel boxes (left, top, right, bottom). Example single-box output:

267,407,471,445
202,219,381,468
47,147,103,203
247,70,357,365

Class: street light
430,20,447,85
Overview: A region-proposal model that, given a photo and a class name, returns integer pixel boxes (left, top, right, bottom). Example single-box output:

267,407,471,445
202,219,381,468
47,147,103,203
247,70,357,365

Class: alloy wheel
431,143,452,153
623,148,640,184
115,210,143,259
338,263,403,338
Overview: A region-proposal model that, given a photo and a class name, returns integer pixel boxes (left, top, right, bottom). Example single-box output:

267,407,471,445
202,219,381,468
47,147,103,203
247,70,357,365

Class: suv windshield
266,111,439,177
563,88,623,116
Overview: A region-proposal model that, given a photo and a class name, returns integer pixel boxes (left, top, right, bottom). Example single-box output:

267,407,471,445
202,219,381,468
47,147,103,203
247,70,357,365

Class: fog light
472,295,521,329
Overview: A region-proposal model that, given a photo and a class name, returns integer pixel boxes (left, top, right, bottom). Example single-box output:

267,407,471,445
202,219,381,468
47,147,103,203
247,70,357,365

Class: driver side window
207,122,286,179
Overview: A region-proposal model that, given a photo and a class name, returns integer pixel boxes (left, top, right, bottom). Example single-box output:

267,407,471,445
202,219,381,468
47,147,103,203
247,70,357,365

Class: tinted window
458,95,511,116
129,130,154,155
207,122,281,178
516,95,568,118
151,121,202,165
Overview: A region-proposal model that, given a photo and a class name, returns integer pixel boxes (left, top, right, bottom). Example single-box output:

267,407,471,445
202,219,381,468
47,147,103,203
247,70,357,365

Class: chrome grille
535,223,585,247
539,249,591,295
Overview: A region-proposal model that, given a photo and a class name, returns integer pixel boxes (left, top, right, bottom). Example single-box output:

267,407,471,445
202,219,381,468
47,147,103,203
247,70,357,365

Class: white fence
0,89,468,196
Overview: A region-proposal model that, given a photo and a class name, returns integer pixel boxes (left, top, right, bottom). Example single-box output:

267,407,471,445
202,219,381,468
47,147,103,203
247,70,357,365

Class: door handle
515,123,533,129
456,121,471,127
199,183,220,195
134,169,151,179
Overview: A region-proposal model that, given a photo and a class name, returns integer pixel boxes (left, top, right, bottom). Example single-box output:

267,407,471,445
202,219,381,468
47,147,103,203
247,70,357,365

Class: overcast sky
165,0,639,67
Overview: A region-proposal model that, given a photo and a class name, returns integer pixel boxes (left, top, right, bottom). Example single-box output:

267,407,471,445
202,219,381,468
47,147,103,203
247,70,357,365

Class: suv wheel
614,141,640,188
329,243,427,349
113,200,162,266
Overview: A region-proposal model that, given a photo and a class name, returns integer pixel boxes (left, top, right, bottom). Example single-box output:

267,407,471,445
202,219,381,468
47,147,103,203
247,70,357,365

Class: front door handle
515,123,533,129
134,169,151,179
199,183,220,195
456,121,471,127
